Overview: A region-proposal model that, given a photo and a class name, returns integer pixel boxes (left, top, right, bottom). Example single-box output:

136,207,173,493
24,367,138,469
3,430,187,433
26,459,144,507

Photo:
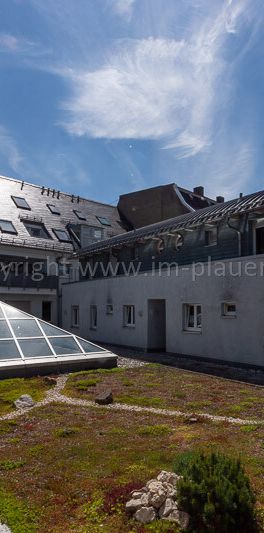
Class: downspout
227,218,242,257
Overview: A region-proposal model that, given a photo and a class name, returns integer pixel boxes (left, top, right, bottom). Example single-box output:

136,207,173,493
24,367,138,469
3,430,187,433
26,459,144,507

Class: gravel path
0,524,12,533
0,371,263,426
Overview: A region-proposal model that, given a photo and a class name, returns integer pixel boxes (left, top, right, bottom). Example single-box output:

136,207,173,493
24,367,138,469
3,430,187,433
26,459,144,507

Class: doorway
147,299,166,352
42,301,52,322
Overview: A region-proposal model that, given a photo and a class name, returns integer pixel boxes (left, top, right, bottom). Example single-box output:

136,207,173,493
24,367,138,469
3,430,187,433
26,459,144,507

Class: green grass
0,377,55,416
137,424,172,436
0,487,38,533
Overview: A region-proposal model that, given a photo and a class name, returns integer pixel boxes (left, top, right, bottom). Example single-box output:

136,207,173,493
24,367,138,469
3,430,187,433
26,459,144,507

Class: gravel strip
117,356,147,368
0,373,263,426
0,524,12,533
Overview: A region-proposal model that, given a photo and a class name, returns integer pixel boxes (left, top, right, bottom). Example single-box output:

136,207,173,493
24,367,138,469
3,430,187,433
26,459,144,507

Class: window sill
123,324,136,329
183,329,202,334
221,315,237,319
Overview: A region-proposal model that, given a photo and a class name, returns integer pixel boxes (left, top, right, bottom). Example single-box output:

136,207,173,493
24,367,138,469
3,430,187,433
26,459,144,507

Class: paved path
0,370,263,426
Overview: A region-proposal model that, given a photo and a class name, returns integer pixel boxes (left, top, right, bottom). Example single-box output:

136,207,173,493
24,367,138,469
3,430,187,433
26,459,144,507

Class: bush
174,451,257,533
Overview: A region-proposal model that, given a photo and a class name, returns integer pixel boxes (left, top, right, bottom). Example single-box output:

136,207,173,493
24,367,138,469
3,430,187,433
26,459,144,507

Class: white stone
134,506,156,524
159,498,178,518
164,509,181,523
148,488,167,509
126,493,149,513
157,470,181,486
130,491,144,500
162,481,177,498
0,525,12,533
147,480,164,492
14,395,35,409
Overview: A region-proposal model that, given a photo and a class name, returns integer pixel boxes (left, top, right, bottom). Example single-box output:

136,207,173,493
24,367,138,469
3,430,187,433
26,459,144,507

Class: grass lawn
0,367,263,532
63,364,264,419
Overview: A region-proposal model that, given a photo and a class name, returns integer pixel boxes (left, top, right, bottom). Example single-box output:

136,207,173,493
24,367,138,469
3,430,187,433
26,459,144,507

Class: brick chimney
216,196,225,203
193,186,204,196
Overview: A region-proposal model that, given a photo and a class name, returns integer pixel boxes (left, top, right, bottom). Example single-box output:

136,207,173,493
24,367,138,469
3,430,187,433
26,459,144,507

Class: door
147,299,166,352
42,301,52,322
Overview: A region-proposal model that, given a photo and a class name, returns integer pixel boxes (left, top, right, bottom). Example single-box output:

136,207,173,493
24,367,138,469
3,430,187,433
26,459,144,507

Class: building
0,174,126,324
62,189,264,369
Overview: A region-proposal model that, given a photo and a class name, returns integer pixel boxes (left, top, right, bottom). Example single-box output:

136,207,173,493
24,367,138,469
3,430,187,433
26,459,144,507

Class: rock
159,498,178,518
130,491,144,500
148,489,167,509
95,389,113,405
164,509,181,523
188,416,198,424
157,471,181,486
14,395,35,409
162,481,177,499
178,511,190,530
126,493,149,513
147,480,164,492
134,506,156,524
0,524,12,533
43,376,57,386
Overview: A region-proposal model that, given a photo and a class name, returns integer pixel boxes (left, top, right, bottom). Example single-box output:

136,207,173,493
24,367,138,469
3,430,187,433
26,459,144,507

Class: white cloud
111,0,135,21
58,0,251,158
0,34,19,51
0,126,23,173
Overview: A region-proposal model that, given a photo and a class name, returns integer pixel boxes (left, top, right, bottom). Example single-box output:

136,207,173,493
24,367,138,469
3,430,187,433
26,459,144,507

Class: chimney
193,186,204,196
216,196,225,203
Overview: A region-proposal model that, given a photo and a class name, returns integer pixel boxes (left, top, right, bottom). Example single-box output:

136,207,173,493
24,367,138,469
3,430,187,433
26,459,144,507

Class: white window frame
71,305,79,328
90,305,97,330
221,302,237,318
183,304,202,332
123,305,135,328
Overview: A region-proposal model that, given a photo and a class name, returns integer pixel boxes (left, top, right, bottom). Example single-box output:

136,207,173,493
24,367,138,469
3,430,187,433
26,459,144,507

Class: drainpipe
227,218,242,257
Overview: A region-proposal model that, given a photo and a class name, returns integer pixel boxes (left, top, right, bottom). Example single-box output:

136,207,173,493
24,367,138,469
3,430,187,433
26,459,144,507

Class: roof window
96,216,111,226
11,196,31,210
53,229,71,242
47,204,60,215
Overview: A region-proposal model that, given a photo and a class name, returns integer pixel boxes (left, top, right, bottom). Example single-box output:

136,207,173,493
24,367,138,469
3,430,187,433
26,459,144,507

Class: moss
137,424,172,437
74,378,100,390
0,460,25,471
0,487,38,533
55,427,80,438
240,425,260,433
0,377,52,416
116,395,166,408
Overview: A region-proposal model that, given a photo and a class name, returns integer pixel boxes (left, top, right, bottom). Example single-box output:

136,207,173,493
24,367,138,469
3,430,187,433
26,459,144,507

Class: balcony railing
0,273,58,290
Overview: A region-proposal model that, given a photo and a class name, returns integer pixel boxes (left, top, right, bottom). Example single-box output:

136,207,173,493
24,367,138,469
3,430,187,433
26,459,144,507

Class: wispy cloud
0,126,23,173
0,32,50,57
110,0,135,21
57,0,254,159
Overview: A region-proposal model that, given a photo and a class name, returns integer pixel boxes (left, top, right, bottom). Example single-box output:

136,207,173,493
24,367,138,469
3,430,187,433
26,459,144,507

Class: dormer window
74,210,86,221
205,228,217,246
96,216,111,226
47,204,60,215
11,196,31,210
0,220,17,234
53,229,71,242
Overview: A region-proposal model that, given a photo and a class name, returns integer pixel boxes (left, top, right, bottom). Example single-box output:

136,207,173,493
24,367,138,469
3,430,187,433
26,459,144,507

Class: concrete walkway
0,372,263,427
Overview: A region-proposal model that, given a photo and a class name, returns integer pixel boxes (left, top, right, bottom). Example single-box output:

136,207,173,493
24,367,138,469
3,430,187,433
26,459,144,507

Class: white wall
61,255,264,367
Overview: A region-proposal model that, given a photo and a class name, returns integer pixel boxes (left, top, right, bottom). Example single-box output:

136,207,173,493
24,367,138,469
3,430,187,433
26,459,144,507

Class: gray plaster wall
61,255,264,367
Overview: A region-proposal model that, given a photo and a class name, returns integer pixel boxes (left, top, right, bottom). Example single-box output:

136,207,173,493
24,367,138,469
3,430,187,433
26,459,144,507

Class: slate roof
0,175,126,254
78,189,264,256
178,187,216,210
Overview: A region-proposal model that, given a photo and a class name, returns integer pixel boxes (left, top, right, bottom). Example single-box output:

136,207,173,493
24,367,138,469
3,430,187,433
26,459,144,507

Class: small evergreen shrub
174,451,257,532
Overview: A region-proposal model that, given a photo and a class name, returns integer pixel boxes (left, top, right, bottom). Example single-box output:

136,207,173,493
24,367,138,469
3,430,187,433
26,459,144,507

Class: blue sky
0,0,263,203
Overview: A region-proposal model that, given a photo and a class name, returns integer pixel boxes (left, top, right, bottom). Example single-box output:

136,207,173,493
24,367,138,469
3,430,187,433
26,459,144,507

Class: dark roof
178,187,216,209
0,175,126,253
78,189,264,256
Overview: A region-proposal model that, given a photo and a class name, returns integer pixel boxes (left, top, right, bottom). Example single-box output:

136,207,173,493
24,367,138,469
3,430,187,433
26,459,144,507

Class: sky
0,0,263,204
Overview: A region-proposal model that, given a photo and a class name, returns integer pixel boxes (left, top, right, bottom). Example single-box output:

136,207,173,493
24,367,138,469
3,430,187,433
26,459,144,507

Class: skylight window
24,222,51,239
0,301,115,373
74,210,86,221
47,204,60,215
53,229,71,242
0,220,17,234
96,216,111,226
11,196,31,210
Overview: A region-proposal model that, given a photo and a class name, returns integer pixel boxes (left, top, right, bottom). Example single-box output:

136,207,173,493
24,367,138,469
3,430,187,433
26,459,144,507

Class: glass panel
0,340,21,360
77,337,105,353
0,307,4,319
187,306,194,328
96,216,111,226
53,229,71,242
19,339,53,358
196,306,202,328
0,220,17,234
49,336,81,355
2,305,29,319
9,319,42,338
0,321,12,338
39,320,71,337
12,196,30,209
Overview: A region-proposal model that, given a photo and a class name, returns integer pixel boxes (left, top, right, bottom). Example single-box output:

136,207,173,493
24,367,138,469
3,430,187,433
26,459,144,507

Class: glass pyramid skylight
0,301,116,376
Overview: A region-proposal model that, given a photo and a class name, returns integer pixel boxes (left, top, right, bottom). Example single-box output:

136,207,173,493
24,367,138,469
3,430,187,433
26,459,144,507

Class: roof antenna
21,181,24,190
41,186,45,195
71,194,74,203
57,191,60,199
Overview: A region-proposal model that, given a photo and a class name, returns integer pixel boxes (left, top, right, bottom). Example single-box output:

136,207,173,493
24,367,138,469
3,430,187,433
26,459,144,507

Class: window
71,305,79,327
11,196,31,210
0,220,17,234
93,228,103,240
183,304,202,332
222,302,236,318
47,204,60,215
205,228,217,246
96,216,111,226
24,222,51,239
74,210,86,221
42,301,52,322
106,304,113,315
256,226,264,254
123,305,135,327
90,305,97,330
53,229,71,242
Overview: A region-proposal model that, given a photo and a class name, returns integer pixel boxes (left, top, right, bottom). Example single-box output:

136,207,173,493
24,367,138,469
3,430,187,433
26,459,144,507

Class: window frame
0,219,17,235
221,302,237,318
11,196,31,210
90,305,97,330
47,204,60,215
73,209,86,221
205,227,218,247
123,304,135,328
106,304,113,315
96,216,111,227
71,305,80,328
24,221,51,240
183,303,202,332
52,228,71,242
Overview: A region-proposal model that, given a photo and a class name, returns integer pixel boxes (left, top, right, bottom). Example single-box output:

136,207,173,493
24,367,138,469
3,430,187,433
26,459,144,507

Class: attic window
47,204,60,215
96,216,111,226
12,196,31,210
74,210,86,221
24,222,50,239
0,220,17,234
53,229,71,242
205,228,217,246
